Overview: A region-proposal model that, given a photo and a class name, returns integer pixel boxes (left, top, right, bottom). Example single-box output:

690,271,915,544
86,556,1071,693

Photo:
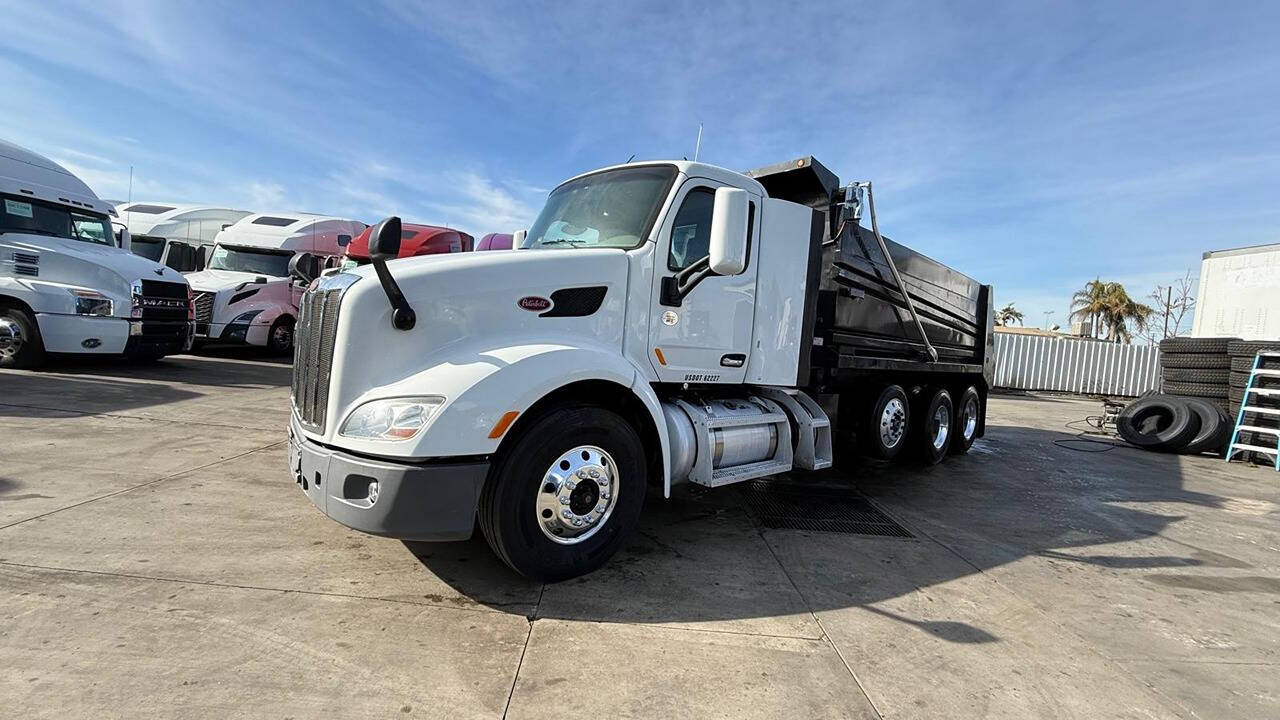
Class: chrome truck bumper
288,416,488,541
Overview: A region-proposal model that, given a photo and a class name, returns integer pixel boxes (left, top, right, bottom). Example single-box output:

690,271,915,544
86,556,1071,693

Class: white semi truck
288,157,994,580
186,213,365,353
116,203,252,272
1,140,194,369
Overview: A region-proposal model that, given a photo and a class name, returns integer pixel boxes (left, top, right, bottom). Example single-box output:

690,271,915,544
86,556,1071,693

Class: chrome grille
293,283,346,432
192,292,215,323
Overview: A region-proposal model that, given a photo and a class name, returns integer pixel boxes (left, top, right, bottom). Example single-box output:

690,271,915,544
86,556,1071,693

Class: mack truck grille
192,291,215,324
292,286,344,432
135,280,191,324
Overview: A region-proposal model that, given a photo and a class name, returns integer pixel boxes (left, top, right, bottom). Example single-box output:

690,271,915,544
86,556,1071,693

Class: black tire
1116,395,1201,451
1160,337,1238,354
1160,353,1231,369
1161,381,1229,399
478,406,645,582
1230,356,1260,372
267,316,295,355
1162,368,1229,384
1228,340,1280,358
860,385,911,460
950,386,982,455
1174,397,1230,455
910,388,953,465
0,305,45,369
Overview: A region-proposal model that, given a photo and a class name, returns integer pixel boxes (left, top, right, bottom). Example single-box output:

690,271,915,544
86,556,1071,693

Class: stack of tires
1116,393,1230,455
1227,340,1280,412
1159,337,1238,414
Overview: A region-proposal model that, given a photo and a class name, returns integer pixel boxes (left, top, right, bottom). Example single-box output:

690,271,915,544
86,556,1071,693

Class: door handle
720,353,746,368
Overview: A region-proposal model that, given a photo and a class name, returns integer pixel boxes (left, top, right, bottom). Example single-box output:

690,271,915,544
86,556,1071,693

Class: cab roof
0,139,114,216
558,160,767,197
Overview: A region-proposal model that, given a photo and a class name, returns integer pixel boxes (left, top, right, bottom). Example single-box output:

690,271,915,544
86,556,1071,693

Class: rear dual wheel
861,384,981,464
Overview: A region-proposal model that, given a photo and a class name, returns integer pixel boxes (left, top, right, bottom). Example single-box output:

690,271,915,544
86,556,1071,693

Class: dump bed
747,157,994,385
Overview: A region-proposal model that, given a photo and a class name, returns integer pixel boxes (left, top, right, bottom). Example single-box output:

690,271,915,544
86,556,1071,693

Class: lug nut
562,509,572,518
596,477,609,486
601,492,610,500
576,470,588,479
559,496,570,504
572,519,582,526
588,469,600,479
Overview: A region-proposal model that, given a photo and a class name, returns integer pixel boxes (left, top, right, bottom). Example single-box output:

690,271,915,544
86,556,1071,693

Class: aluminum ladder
1225,351,1280,471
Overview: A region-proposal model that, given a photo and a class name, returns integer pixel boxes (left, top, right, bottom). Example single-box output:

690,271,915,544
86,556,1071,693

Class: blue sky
2,0,1278,330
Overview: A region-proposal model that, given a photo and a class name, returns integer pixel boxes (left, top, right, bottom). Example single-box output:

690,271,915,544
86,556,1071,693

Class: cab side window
666,188,715,271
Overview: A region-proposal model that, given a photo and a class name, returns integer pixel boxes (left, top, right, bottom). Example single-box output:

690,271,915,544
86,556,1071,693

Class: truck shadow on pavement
407,422,1242,644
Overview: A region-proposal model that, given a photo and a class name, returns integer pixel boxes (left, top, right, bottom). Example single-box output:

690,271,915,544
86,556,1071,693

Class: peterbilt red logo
517,296,552,312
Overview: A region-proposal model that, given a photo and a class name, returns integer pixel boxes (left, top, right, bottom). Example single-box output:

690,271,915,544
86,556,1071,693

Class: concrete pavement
2,354,1277,718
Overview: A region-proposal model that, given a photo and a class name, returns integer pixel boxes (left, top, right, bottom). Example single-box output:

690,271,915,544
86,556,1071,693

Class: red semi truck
341,223,474,270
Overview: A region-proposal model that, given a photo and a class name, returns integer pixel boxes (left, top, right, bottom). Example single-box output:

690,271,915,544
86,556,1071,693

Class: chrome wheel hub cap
879,398,907,449
931,404,951,450
0,317,23,358
961,398,979,440
536,445,619,545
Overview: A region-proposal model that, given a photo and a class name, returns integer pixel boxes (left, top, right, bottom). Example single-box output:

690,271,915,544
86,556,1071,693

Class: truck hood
187,268,280,293
3,232,186,290
314,247,633,435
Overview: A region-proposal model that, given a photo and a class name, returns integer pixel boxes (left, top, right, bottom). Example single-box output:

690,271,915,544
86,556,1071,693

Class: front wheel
267,316,295,355
478,406,646,582
0,306,45,369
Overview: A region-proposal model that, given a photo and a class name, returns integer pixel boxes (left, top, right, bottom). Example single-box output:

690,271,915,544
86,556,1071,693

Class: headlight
231,309,264,325
72,290,113,317
340,397,445,441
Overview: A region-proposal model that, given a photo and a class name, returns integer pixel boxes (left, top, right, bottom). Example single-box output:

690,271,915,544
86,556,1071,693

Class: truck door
648,179,760,383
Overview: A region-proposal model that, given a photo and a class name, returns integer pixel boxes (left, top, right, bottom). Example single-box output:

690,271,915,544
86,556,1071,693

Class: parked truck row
287,155,995,581
0,139,514,368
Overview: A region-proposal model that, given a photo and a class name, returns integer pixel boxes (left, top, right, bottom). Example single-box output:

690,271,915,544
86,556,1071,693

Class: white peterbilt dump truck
289,157,994,580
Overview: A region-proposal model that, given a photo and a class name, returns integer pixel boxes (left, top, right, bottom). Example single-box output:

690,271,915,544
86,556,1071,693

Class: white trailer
0,139,193,368
1191,242,1280,340
116,203,251,272
186,213,365,353
287,158,994,580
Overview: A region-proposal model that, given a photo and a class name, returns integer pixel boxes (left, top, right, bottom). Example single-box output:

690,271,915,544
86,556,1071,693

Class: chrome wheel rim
879,398,907,449
931,404,951,450
961,397,979,440
0,317,24,359
535,445,619,545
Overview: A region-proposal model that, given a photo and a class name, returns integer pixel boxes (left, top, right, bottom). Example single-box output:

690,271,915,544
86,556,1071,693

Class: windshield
521,165,676,249
1,194,114,246
207,245,293,277
132,237,165,262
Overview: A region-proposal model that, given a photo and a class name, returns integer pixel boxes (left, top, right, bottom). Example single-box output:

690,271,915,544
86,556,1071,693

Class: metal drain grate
742,480,913,537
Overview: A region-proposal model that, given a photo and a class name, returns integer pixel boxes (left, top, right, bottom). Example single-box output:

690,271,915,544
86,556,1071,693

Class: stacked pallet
1159,337,1238,414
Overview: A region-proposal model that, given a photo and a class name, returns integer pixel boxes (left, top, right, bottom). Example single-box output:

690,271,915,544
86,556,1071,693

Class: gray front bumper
288,418,488,541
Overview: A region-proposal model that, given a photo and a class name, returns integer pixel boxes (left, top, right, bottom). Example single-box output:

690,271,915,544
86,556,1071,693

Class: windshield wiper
538,238,588,247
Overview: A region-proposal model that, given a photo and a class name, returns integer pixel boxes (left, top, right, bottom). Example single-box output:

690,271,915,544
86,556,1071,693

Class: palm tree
1070,279,1153,343
995,303,1024,327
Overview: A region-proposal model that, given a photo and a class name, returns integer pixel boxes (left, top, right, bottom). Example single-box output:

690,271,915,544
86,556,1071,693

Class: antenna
626,154,636,163
693,123,703,162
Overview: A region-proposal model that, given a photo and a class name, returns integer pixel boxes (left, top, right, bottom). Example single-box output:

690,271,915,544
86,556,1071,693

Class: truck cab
185,213,365,353
339,222,473,271
115,203,251,272
288,158,993,581
0,139,194,369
